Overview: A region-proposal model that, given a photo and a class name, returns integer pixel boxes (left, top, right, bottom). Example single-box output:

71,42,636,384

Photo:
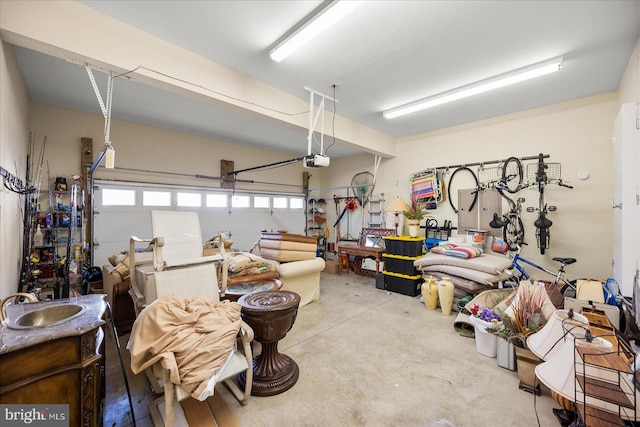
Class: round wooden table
224,278,282,302
237,290,300,396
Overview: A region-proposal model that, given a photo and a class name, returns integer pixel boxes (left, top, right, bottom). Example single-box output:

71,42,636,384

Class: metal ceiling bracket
304,87,338,156
85,66,114,146
86,66,115,174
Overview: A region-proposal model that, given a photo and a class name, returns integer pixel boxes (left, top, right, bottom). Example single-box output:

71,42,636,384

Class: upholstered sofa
102,252,152,333
274,258,325,307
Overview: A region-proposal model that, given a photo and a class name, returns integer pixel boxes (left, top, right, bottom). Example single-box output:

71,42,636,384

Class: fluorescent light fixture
270,0,364,62
105,144,115,169
383,56,564,119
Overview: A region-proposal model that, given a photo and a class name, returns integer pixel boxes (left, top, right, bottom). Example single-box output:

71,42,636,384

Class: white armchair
128,210,225,314
130,261,254,427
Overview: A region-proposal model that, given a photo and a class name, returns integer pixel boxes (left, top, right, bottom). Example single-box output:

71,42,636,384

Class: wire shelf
478,166,501,184
526,162,561,181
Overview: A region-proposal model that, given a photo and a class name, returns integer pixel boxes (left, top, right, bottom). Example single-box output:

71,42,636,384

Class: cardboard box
563,297,620,329
323,260,340,274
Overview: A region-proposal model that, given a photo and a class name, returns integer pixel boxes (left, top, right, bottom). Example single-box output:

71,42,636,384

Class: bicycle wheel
502,157,523,193
447,166,479,213
503,217,525,252
537,227,548,255
560,280,577,299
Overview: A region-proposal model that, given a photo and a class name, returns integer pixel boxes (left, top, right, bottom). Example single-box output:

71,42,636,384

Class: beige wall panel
326,94,618,282
0,41,30,298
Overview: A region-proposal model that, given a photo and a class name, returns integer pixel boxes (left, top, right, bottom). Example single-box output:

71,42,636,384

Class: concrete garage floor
104,271,560,427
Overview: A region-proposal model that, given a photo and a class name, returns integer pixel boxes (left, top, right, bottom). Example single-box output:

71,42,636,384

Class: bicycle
503,243,577,297
501,156,524,193
489,161,527,251
526,153,573,254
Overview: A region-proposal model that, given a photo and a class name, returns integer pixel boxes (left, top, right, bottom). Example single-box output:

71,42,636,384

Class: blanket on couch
128,296,241,400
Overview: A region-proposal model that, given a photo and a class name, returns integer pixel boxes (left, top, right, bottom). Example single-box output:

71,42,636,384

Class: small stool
237,290,300,396
224,278,282,302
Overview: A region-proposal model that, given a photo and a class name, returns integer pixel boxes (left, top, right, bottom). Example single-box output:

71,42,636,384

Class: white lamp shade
386,197,408,213
527,309,590,361
534,337,638,417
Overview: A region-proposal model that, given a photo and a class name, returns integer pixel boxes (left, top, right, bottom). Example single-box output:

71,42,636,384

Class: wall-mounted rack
411,154,550,178
1,166,34,195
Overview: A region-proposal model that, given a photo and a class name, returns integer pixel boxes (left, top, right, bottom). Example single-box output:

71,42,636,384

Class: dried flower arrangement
487,284,550,348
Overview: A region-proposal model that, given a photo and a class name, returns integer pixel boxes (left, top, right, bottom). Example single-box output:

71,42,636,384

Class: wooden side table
237,290,300,396
337,245,385,276
224,278,282,302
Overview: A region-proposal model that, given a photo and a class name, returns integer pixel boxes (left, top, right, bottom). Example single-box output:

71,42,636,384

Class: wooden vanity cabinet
0,296,106,427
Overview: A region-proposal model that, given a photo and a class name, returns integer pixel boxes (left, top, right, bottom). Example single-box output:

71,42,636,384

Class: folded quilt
259,239,317,252
259,247,316,262
225,251,275,273
414,252,512,275
423,271,496,295
419,264,510,285
260,232,317,244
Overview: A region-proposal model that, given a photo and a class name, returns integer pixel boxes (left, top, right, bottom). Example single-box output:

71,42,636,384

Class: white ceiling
11,0,640,158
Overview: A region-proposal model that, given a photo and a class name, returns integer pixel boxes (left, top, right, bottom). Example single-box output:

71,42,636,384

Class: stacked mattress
258,232,318,262
413,251,512,298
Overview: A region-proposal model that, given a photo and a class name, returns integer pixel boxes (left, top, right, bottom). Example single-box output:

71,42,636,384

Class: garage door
92,181,305,267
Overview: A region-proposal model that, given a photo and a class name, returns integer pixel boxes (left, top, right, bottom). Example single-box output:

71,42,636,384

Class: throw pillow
443,246,483,259
430,243,458,254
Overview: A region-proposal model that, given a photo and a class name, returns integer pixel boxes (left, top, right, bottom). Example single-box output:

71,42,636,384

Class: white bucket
470,316,499,358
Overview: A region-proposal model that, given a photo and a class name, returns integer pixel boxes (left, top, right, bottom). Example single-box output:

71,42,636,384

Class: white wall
324,93,618,282
29,102,312,194
0,41,30,299
618,36,640,106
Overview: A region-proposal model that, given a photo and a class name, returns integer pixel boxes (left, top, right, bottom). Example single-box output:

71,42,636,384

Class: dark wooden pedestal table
224,278,282,302
237,290,301,396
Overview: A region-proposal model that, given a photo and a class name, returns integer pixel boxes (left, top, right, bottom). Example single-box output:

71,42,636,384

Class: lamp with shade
533,334,636,419
531,316,640,424
527,309,590,362
386,197,409,236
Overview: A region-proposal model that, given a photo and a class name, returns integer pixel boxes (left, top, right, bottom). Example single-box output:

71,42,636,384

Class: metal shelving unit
22,182,86,298
574,336,636,426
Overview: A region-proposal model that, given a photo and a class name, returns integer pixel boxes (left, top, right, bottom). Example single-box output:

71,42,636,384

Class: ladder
367,194,385,228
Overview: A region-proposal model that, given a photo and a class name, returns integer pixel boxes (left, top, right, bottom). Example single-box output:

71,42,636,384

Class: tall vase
421,276,438,310
438,277,455,315
514,345,542,394
407,219,421,238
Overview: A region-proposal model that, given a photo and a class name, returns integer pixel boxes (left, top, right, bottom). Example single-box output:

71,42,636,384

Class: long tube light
383,56,564,119
270,0,364,63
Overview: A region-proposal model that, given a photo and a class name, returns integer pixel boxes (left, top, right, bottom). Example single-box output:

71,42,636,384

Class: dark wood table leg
237,291,301,396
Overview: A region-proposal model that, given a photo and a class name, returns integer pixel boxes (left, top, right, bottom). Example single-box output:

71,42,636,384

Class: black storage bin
383,271,422,296
382,254,421,276
383,236,425,257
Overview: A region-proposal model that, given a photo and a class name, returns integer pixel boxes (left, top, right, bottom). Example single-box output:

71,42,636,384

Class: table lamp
527,309,590,362
534,334,617,413
386,197,409,236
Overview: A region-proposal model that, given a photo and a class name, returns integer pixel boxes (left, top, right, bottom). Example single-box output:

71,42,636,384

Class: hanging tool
333,198,357,227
